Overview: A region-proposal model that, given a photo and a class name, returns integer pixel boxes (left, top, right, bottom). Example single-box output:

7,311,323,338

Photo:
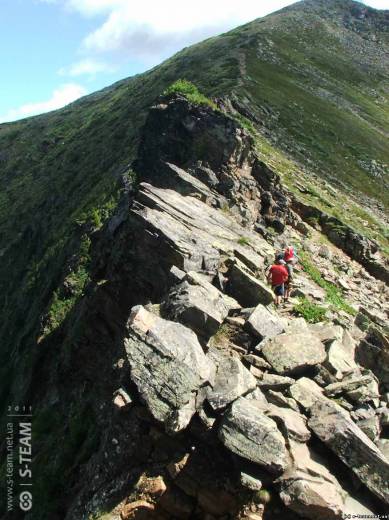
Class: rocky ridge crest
43,94,389,520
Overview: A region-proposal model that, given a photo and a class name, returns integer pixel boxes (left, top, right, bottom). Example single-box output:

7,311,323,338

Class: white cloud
0,83,87,123
68,0,294,60
58,58,115,77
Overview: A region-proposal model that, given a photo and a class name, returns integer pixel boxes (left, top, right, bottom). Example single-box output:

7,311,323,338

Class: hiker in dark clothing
283,246,298,301
267,257,289,306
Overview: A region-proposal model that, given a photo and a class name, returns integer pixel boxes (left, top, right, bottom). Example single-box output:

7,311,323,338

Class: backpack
284,246,294,262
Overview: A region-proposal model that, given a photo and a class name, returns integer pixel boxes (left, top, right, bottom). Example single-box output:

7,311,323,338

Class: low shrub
293,297,327,323
164,79,217,109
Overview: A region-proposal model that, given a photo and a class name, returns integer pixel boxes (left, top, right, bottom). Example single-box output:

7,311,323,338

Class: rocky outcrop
47,95,388,519
226,259,274,307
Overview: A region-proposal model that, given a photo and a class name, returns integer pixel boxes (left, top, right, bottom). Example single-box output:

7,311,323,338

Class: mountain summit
0,1,388,518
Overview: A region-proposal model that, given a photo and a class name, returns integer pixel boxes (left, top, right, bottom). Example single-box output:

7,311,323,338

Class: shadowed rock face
135,94,254,181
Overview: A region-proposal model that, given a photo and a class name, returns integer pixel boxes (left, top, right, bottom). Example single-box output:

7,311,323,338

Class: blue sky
0,0,388,123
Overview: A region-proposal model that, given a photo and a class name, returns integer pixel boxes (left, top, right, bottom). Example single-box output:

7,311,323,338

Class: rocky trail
54,94,388,520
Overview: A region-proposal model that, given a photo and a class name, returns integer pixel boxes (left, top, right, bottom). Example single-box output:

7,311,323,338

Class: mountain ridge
0,4,388,517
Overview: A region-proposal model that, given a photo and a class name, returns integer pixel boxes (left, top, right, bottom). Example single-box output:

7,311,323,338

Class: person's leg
274,285,283,306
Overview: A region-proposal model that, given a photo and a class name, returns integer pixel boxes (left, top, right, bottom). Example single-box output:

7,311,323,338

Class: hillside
0,1,388,519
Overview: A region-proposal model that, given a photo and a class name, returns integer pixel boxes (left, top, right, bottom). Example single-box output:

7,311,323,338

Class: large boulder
279,440,345,520
308,399,389,505
226,260,274,307
261,332,326,376
124,306,214,433
245,304,285,341
218,397,288,474
206,348,257,410
164,271,239,340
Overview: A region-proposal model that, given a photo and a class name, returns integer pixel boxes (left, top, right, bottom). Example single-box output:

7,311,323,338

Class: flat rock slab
206,348,257,410
125,305,214,433
280,440,345,520
261,332,326,376
245,304,285,341
309,399,389,505
218,397,288,474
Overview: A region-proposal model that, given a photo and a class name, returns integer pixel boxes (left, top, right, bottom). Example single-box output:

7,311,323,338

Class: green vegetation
164,79,218,109
237,236,251,246
31,403,99,519
293,297,327,323
299,251,357,315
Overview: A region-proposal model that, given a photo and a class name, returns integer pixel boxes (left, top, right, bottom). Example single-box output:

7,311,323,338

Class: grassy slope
234,0,389,205
0,0,388,403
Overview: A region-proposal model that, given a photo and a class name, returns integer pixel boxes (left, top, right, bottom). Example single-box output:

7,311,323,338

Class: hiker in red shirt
267,256,289,306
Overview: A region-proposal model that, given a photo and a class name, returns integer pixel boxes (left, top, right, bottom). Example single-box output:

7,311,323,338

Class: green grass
299,251,357,316
293,297,327,323
164,79,218,109
237,236,251,246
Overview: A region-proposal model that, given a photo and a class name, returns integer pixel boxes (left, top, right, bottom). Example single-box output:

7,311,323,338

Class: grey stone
227,260,274,307
287,318,308,334
266,405,311,442
257,373,295,391
243,354,271,370
265,390,300,412
308,323,343,344
125,306,214,433
377,439,389,461
377,407,389,428
279,440,345,520
240,472,262,491
233,247,264,273
356,416,381,442
288,377,326,410
165,271,239,339
324,374,380,409
324,338,358,377
206,349,257,410
261,332,326,376
218,397,288,474
343,495,376,517
245,304,285,341
308,399,389,505
318,245,332,259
